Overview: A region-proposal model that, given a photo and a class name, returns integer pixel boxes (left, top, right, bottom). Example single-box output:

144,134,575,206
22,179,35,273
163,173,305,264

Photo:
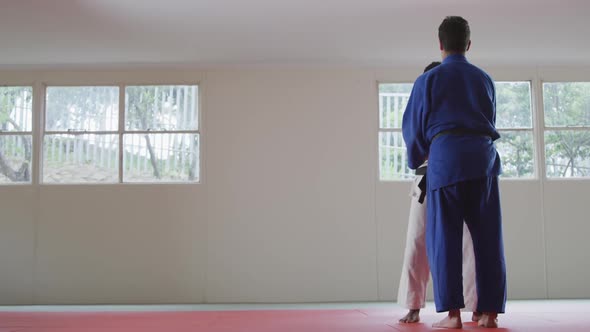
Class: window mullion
543,126,590,131
378,128,402,132
44,131,118,135
32,83,45,185
123,130,200,135
497,127,534,132
533,77,547,179
0,131,32,136
119,85,125,183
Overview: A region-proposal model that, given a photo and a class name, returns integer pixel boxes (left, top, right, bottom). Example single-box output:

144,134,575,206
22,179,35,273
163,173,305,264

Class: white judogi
397,165,478,311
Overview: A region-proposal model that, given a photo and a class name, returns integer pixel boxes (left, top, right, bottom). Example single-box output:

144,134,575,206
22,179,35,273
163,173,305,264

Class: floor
0,300,586,331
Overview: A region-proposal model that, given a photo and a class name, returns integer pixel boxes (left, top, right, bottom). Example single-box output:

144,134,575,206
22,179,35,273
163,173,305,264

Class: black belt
432,128,492,142
416,166,427,204
415,166,427,176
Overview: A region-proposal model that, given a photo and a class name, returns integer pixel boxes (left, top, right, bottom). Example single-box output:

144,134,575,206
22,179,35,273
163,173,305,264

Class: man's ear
466,40,472,52
439,40,444,51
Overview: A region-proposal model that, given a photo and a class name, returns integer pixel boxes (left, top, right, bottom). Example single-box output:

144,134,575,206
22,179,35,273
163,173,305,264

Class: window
543,82,590,178
124,86,199,182
494,82,534,178
0,87,33,184
42,85,199,184
378,83,413,180
378,81,535,180
44,86,119,183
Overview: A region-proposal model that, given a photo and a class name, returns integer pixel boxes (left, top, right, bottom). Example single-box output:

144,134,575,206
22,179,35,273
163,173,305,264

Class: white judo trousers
397,174,478,312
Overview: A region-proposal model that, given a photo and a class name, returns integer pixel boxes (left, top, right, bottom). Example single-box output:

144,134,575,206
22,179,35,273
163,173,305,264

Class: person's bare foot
432,309,462,329
472,311,482,322
399,309,420,323
478,312,498,328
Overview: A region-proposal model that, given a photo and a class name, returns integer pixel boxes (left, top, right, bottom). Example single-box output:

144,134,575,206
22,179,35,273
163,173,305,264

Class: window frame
42,85,121,184
39,82,201,185
494,80,536,179
541,80,590,179
377,82,414,182
122,84,201,184
377,79,538,181
0,70,203,187
0,85,34,185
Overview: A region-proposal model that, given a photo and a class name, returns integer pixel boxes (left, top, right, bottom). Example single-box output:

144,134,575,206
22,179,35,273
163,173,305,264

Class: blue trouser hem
435,303,465,313
476,304,506,314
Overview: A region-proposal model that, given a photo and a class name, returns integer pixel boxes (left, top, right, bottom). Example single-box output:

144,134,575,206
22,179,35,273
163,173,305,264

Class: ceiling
0,0,588,68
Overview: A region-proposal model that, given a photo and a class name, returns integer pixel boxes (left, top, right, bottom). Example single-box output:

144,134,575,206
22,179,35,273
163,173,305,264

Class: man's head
424,61,441,73
438,16,471,54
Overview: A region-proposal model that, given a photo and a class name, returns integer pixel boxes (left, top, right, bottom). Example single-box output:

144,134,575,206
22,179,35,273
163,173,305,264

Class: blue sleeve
402,76,429,169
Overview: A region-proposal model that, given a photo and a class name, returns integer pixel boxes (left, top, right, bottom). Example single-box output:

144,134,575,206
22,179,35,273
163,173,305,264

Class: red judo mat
0,302,587,332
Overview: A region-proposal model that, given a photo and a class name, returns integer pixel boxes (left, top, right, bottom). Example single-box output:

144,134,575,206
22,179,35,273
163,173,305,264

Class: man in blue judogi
402,16,507,329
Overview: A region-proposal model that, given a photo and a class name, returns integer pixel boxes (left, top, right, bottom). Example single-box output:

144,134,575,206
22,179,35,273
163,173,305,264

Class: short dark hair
424,61,441,73
438,16,470,53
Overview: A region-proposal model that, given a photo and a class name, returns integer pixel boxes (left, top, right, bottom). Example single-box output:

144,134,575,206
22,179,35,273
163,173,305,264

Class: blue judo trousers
427,174,506,313
402,54,507,313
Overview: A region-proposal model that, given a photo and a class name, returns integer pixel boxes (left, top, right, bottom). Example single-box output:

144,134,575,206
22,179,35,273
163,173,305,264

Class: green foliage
0,87,32,131
0,88,33,182
544,83,590,127
495,131,534,177
496,82,532,129
126,86,198,131
545,130,590,177
126,86,159,130
494,82,534,178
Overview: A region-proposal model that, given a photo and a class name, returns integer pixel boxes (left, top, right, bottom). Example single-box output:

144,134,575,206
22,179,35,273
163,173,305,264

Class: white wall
0,66,588,304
